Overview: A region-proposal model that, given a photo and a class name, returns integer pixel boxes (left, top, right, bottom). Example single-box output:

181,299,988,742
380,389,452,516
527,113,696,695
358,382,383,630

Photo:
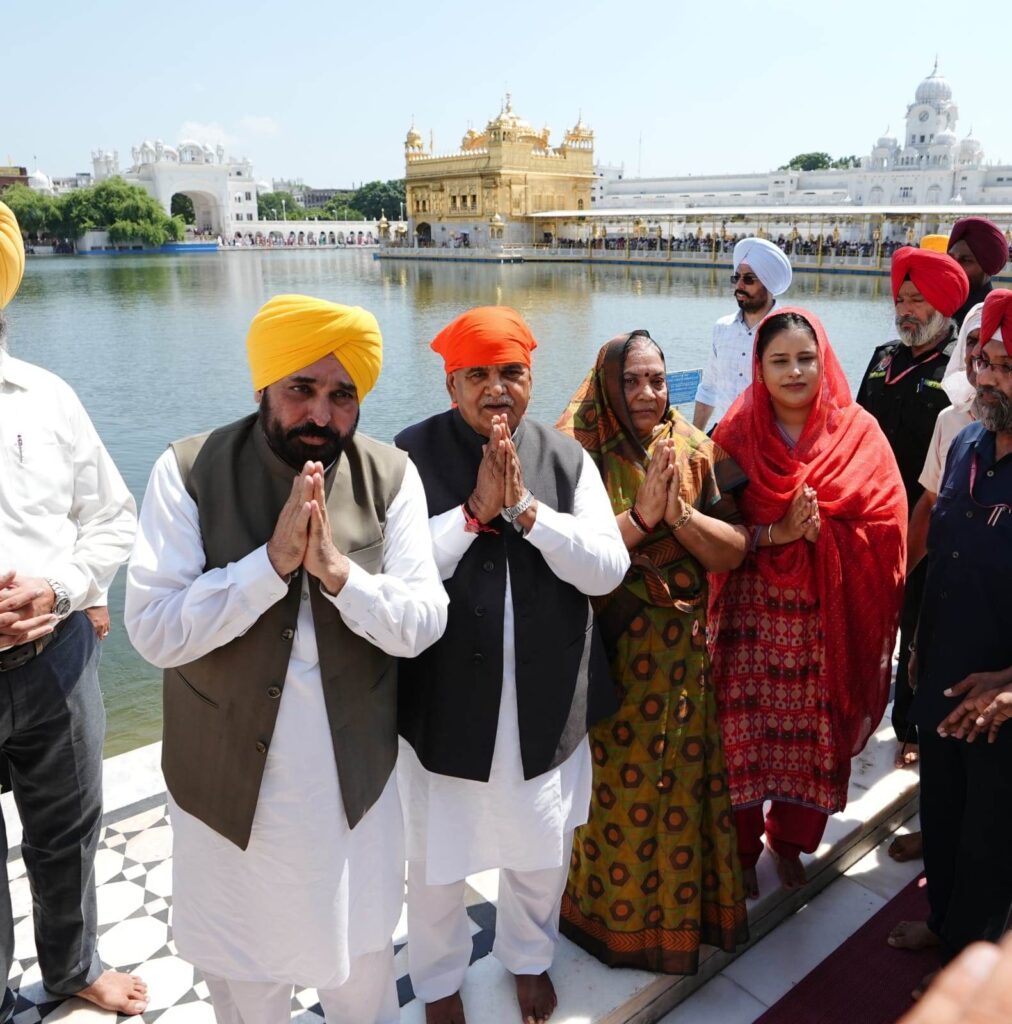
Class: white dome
916,66,952,105
876,134,897,149
935,127,957,146
960,134,982,155
28,167,53,192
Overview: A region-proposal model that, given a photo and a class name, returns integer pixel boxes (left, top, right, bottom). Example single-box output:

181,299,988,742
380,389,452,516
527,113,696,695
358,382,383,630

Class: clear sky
5,0,1009,188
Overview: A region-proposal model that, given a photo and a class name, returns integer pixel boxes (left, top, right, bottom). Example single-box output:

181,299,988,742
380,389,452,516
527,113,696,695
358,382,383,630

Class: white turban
942,302,983,411
733,237,793,297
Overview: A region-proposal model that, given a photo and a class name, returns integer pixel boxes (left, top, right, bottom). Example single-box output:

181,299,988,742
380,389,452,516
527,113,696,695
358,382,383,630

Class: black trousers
0,612,105,1014
919,723,1012,959
892,561,926,744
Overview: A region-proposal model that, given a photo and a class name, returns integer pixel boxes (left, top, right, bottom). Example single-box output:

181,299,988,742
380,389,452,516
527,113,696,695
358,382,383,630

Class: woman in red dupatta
709,308,906,896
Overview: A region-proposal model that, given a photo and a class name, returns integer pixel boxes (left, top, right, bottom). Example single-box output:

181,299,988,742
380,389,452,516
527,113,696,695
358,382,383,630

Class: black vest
395,410,616,782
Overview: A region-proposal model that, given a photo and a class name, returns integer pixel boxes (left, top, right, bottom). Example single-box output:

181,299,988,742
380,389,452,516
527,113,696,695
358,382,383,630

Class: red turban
949,217,1010,277
980,289,1012,357
431,306,538,373
890,247,969,317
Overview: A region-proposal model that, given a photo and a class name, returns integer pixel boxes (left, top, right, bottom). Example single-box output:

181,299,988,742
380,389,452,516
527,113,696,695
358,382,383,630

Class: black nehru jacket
395,408,617,782
856,329,955,510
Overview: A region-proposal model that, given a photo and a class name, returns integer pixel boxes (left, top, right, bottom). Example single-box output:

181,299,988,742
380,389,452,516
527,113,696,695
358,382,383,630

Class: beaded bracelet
628,505,654,535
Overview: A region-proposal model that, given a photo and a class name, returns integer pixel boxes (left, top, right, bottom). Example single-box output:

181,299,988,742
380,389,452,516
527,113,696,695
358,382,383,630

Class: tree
321,193,364,221
171,193,196,224
351,180,405,220
831,155,858,169
57,178,182,246
778,152,833,171
257,191,304,221
0,183,60,240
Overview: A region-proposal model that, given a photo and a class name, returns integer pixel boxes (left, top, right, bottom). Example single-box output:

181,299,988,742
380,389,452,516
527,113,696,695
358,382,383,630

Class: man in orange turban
948,217,1010,329
126,295,448,1024
395,307,629,1024
857,247,969,822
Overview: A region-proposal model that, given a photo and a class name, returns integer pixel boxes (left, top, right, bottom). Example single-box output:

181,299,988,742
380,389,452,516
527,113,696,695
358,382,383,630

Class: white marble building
90,140,258,236
594,63,1012,211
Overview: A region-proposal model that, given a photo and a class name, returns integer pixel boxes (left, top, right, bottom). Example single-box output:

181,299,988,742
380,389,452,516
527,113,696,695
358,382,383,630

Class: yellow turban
246,294,383,398
0,200,25,310
919,234,949,254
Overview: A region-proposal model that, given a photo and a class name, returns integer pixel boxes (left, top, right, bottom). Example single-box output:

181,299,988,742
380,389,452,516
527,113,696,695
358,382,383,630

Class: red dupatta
710,307,907,756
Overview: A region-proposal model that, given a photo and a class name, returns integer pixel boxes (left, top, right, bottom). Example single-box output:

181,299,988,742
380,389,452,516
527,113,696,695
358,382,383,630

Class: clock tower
902,60,959,166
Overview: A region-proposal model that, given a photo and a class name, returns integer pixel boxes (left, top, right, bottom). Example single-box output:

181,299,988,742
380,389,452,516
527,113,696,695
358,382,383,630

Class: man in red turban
395,307,629,1024
948,217,1010,329
857,247,969,780
979,288,1012,359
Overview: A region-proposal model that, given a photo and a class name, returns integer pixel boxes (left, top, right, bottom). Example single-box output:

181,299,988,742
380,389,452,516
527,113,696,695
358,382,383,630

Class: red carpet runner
753,874,938,1024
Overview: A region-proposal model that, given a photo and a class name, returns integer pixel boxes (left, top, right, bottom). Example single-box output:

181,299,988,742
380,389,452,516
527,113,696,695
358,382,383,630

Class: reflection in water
4,251,898,754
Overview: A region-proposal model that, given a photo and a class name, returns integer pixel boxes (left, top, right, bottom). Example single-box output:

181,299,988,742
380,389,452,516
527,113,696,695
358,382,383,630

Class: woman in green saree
556,330,749,973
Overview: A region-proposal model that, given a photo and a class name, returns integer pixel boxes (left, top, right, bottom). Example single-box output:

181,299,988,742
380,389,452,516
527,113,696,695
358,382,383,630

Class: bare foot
912,969,939,1000
894,741,919,768
888,919,940,950
769,847,807,890
76,970,148,1015
515,971,557,1024
425,991,466,1024
888,831,923,863
742,865,760,900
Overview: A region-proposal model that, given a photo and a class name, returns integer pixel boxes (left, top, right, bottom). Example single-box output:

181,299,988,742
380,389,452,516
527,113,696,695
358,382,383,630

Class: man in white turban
126,294,448,1023
693,237,793,431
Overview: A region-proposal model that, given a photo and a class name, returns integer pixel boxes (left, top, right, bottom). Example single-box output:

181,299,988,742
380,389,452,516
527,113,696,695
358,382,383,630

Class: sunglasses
730,273,759,286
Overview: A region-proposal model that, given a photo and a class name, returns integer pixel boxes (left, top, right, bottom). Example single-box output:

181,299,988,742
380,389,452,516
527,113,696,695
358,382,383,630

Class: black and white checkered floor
6,796,496,1022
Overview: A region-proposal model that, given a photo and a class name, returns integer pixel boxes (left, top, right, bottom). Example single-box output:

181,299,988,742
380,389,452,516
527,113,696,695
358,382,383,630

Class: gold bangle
670,503,692,531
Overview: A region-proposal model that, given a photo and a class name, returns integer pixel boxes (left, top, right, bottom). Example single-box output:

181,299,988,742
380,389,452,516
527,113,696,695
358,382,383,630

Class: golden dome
405,121,424,151
485,94,544,144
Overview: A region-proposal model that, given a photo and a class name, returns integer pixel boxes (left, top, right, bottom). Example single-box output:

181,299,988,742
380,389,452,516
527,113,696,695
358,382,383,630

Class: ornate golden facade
404,96,594,246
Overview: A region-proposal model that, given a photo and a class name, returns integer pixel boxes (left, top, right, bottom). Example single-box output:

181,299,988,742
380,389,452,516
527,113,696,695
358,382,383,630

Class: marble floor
1,716,920,1023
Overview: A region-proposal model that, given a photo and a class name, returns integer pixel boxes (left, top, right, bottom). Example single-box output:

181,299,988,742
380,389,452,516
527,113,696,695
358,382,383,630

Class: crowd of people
2,195,1012,1024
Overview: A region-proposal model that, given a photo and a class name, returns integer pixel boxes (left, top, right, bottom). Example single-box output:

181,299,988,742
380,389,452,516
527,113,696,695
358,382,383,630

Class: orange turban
890,247,969,318
980,289,1012,357
0,200,25,310
431,306,538,374
919,234,949,253
246,294,382,398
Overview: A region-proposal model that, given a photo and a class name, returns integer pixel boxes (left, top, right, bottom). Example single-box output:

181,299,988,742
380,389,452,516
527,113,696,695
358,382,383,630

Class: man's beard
973,386,1012,433
895,309,950,349
735,288,769,314
259,392,358,468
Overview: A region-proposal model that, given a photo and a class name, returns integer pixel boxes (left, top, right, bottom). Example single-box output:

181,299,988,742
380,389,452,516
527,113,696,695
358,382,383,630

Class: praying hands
266,462,350,595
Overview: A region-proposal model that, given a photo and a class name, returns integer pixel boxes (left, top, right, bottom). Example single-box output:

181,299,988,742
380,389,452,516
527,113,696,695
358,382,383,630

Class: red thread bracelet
462,501,499,535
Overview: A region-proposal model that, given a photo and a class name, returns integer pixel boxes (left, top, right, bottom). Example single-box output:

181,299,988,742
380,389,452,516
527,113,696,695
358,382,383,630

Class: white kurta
399,449,629,886
125,450,448,988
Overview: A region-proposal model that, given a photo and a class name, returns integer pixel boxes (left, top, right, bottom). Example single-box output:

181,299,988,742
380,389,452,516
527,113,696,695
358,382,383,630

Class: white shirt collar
0,350,31,389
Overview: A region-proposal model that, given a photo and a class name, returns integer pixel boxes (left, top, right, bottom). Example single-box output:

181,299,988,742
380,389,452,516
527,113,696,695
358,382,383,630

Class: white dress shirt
398,449,630,885
0,352,136,629
919,405,974,495
695,302,776,426
125,450,448,986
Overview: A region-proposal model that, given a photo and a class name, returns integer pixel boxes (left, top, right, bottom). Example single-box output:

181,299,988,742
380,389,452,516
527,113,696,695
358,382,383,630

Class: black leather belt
0,620,65,673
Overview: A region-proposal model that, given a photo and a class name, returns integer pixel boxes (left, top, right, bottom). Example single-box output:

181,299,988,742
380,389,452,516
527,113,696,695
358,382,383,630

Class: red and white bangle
628,505,654,535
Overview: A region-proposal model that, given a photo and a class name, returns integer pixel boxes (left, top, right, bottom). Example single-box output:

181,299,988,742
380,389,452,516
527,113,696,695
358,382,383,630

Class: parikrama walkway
2,708,920,1023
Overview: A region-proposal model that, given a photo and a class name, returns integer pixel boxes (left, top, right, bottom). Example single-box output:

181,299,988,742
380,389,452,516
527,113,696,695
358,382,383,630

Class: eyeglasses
730,272,759,286
972,355,1012,379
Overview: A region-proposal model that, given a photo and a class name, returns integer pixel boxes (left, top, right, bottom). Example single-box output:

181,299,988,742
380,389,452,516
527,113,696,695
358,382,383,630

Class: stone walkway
2,716,919,1023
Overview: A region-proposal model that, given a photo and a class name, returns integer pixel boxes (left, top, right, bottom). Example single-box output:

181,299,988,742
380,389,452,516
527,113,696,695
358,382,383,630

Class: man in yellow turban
126,294,448,1024
0,201,144,1014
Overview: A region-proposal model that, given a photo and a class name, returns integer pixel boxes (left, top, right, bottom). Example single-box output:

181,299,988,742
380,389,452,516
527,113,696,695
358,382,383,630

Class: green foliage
831,155,858,169
0,183,60,240
2,177,183,246
171,193,196,224
778,152,833,171
350,180,405,220
320,189,363,221
257,191,304,220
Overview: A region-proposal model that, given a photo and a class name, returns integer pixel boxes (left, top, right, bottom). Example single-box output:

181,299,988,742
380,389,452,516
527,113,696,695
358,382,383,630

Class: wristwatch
45,579,72,619
501,490,535,524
